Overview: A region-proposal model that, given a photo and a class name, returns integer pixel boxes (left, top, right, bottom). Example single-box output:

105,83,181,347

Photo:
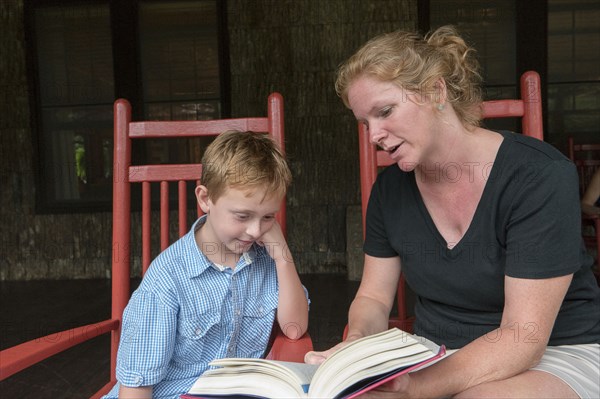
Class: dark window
427,0,600,148
430,0,516,88
26,0,227,212
547,0,600,144
429,0,519,132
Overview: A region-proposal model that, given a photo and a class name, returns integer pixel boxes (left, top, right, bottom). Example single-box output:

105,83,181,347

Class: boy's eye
263,215,275,221
234,213,249,220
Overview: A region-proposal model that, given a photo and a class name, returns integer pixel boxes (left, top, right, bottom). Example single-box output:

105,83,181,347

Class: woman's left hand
358,373,412,398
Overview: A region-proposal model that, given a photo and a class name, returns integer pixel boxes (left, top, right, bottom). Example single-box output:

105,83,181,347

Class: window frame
25,0,230,213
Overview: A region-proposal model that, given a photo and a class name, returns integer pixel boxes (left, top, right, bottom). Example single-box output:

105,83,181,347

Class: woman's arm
396,274,573,399
304,254,400,364
345,254,401,341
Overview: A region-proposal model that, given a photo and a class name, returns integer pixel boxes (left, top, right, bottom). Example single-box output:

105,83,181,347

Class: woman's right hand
304,340,349,365
304,333,365,365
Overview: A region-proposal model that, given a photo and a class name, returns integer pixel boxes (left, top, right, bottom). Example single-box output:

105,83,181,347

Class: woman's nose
368,122,384,146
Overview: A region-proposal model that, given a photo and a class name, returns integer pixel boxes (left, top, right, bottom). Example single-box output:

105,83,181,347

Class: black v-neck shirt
365,131,600,348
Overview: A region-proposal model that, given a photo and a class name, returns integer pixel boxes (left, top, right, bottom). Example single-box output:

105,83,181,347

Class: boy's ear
195,185,210,213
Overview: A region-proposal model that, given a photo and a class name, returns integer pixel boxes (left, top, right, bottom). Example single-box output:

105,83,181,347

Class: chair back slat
481,100,524,117
179,181,188,237
129,164,202,183
160,181,170,252
129,118,269,137
142,182,152,274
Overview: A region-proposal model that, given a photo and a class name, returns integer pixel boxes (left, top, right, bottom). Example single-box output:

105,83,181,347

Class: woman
305,26,600,398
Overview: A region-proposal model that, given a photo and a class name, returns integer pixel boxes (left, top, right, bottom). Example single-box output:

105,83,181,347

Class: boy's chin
228,242,253,254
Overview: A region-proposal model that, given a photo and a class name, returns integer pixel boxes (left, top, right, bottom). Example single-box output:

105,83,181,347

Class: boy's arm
118,385,152,398
274,255,309,339
259,222,309,339
115,287,178,398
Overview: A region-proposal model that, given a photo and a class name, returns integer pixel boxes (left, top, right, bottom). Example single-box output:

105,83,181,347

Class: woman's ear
195,185,210,214
434,77,448,107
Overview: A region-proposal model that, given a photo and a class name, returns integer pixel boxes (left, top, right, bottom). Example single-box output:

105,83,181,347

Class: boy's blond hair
201,130,291,201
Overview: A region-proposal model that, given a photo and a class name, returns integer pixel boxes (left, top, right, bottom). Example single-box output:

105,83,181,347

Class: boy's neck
194,226,241,269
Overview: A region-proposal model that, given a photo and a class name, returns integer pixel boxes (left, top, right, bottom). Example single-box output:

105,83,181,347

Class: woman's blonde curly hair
335,25,483,128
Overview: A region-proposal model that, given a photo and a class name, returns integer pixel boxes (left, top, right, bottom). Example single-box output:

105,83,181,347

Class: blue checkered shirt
103,216,288,398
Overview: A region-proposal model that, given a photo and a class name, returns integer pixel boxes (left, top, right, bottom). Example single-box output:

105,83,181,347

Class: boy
103,130,309,399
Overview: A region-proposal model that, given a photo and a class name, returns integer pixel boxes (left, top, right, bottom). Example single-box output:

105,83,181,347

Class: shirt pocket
239,293,278,356
173,311,219,364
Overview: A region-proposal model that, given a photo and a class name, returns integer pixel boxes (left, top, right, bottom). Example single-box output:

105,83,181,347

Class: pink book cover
344,345,446,399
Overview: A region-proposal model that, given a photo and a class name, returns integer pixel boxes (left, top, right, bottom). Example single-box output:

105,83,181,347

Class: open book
181,328,446,399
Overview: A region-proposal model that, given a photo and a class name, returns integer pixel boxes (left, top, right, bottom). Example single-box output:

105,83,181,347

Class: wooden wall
226,0,417,273
0,0,416,280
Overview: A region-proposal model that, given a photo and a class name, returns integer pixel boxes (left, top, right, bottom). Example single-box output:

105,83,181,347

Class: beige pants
435,344,600,398
531,344,600,399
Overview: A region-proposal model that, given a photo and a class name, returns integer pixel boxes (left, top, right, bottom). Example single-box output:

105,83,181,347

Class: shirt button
195,328,202,336
258,306,264,313
235,309,241,315
135,376,143,384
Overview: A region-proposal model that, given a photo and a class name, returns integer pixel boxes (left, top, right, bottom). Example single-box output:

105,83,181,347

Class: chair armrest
0,319,118,381
264,324,313,363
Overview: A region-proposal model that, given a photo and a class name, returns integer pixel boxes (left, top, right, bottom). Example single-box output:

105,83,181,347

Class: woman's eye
379,107,392,118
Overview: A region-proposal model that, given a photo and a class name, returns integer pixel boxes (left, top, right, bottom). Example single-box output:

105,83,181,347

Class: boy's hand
256,221,292,263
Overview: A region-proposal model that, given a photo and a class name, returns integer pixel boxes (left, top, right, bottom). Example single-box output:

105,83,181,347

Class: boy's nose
246,220,262,238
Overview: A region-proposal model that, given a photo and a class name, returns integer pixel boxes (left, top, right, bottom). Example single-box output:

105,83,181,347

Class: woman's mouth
387,143,403,158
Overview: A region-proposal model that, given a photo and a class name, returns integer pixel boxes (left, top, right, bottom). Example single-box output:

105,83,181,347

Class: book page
188,358,319,398
309,328,440,397
208,358,318,386
188,370,304,398
311,329,413,383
